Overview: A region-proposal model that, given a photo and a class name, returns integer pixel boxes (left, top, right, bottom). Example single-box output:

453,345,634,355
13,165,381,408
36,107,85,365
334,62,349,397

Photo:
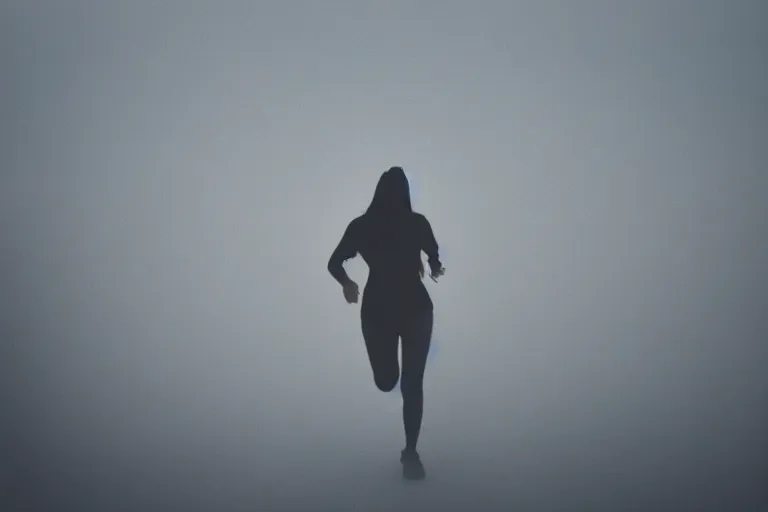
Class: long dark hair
365,166,412,218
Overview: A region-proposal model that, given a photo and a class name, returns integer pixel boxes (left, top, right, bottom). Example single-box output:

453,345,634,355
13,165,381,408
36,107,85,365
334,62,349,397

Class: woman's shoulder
349,214,366,228
347,214,370,236
411,211,429,226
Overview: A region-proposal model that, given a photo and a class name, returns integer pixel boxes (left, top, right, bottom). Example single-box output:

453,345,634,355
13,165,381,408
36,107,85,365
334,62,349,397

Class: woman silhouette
327,166,445,480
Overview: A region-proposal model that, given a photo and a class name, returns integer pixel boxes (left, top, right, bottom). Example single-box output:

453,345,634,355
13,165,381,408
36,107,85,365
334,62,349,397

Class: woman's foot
400,449,426,480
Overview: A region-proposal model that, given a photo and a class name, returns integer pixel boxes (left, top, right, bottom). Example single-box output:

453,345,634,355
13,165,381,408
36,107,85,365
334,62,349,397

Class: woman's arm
327,219,359,287
418,214,443,277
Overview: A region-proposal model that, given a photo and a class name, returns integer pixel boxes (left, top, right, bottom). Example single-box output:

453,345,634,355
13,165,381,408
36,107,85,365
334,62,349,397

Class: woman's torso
355,213,433,321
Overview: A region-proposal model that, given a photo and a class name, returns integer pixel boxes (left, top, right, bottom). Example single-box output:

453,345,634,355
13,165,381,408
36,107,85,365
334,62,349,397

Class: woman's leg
361,309,400,392
399,308,434,453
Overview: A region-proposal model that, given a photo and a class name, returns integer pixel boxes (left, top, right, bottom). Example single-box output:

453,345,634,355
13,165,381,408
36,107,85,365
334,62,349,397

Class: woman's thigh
361,311,400,390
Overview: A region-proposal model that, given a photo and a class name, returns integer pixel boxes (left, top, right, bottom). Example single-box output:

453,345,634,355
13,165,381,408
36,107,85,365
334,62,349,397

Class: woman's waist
364,277,426,294
363,281,430,305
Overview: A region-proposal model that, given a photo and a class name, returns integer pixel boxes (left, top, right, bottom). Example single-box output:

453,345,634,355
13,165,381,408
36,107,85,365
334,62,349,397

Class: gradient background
2,1,767,511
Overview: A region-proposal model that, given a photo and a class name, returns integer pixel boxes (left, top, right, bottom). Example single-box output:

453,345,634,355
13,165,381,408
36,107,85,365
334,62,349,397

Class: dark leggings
361,306,434,452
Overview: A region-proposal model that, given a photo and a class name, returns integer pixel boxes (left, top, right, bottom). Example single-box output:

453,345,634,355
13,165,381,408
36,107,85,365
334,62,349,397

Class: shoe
400,449,426,481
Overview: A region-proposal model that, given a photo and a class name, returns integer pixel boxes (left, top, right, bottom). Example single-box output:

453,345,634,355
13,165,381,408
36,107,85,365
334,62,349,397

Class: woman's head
366,166,412,216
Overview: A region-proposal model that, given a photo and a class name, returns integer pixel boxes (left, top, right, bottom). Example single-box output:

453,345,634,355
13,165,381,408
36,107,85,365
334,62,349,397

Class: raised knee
374,373,399,392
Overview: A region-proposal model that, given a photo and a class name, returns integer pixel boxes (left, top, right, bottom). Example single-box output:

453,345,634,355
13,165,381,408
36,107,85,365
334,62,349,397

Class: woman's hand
342,280,360,304
430,266,446,283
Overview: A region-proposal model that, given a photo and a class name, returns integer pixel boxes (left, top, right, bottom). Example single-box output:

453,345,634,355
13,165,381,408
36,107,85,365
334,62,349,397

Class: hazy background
2,1,766,510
